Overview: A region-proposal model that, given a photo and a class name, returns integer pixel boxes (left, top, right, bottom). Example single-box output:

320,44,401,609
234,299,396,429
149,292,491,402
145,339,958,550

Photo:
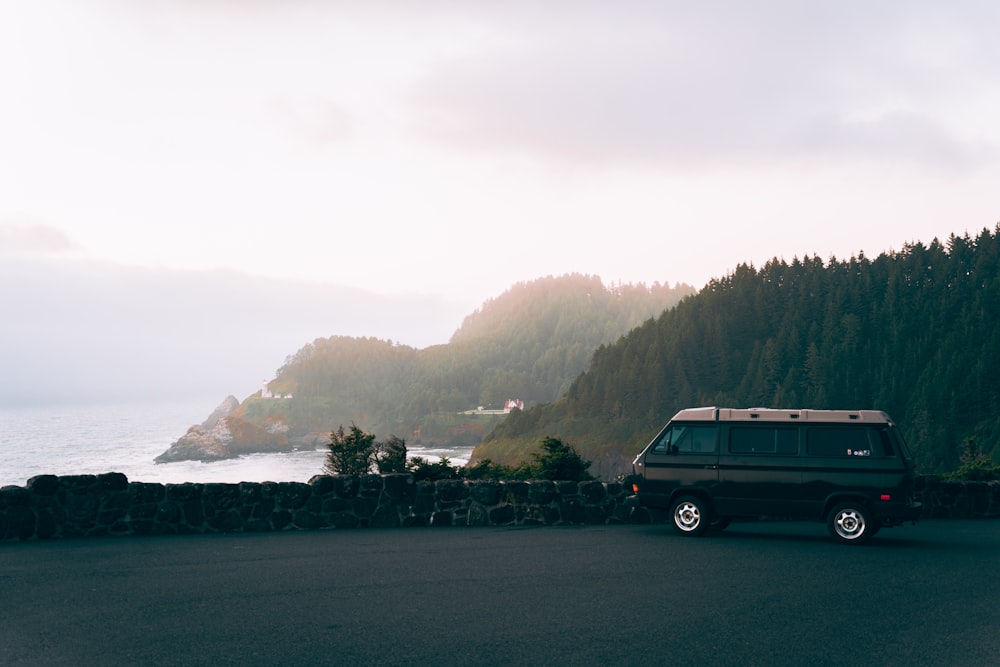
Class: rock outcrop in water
201,395,241,430
155,396,296,463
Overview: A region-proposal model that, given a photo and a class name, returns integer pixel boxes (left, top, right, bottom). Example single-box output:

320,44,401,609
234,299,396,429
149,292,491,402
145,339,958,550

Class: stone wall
913,475,1000,519
2,473,997,542
0,473,634,541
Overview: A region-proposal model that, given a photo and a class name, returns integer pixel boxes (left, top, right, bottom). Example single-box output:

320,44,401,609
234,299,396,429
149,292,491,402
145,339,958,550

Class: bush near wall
2,473,997,542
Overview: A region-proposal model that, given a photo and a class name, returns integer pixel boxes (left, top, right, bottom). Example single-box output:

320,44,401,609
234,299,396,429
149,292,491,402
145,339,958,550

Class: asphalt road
2,520,999,666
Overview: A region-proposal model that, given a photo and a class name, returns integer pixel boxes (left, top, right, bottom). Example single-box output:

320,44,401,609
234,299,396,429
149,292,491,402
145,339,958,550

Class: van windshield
652,424,718,454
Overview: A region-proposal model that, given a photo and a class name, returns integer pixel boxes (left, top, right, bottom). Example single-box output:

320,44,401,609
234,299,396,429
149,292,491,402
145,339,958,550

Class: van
628,407,921,544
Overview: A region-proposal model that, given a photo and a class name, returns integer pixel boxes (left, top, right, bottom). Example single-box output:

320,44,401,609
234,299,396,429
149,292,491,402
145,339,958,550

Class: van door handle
705,465,717,469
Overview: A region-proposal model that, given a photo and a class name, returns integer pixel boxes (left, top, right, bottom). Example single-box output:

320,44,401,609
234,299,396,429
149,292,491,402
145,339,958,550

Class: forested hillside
236,274,694,448
477,227,1000,480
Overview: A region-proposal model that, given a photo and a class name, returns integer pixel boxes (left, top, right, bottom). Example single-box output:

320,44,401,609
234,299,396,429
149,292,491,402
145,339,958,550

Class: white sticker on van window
849,449,871,457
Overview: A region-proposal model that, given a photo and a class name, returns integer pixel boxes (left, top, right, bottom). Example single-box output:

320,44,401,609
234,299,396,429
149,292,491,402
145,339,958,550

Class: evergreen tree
323,425,377,476
530,436,593,481
375,435,408,474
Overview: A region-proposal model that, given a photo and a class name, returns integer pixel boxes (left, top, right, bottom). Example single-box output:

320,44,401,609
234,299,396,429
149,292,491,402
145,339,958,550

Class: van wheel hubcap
835,510,864,538
675,502,701,530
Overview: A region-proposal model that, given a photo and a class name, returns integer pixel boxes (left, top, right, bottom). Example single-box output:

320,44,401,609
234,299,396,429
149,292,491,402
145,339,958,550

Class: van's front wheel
671,496,711,536
828,502,874,544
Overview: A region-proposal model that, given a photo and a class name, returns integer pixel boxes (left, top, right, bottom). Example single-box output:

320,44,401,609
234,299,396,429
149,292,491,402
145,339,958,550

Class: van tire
827,502,874,544
671,496,710,536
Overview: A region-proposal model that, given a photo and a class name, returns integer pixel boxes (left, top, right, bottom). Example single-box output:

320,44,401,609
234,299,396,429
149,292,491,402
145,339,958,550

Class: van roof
671,407,893,424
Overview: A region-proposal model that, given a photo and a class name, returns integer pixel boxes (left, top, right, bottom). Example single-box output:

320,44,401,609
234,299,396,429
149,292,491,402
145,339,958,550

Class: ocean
0,398,473,488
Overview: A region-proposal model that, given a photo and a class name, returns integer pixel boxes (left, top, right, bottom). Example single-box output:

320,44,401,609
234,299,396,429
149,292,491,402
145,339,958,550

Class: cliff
152,276,696,466
155,396,297,463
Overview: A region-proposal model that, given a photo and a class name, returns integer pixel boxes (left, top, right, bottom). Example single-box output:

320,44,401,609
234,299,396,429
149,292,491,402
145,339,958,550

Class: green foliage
406,456,462,481
483,226,1000,478
462,458,532,481
449,438,592,481
405,437,594,482
530,436,593,481
241,228,1000,481
323,424,377,476
375,435,408,474
248,275,694,446
943,438,1000,481
324,426,411,476
319,423,596,481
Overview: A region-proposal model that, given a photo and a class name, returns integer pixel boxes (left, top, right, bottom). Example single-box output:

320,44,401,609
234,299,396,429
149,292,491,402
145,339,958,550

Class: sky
2,1,1000,405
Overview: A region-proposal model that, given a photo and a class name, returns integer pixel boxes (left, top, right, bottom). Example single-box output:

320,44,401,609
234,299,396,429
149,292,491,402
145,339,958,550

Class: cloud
268,95,356,148
408,2,1000,169
794,111,997,169
2,1,998,315
0,222,79,257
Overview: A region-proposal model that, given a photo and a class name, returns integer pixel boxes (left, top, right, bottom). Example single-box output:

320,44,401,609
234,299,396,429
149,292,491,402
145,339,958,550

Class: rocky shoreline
154,396,317,464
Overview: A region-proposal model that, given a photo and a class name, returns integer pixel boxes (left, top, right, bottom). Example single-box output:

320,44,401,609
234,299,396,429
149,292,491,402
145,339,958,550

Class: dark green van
628,407,921,544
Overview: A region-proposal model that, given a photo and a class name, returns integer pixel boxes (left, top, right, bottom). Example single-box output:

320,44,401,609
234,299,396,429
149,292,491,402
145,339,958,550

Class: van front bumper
625,492,673,511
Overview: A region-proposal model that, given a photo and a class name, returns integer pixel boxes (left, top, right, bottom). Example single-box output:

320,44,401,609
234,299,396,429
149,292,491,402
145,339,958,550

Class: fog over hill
0,258,470,406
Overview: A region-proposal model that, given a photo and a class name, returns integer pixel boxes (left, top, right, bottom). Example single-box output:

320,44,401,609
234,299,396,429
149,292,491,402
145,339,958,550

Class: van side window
875,428,897,456
652,425,718,454
729,427,798,454
807,428,884,457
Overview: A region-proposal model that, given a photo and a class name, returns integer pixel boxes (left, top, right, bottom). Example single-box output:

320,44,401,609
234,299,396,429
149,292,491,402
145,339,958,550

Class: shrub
375,435,407,474
323,424,377,475
944,438,1000,481
462,458,533,481
530,436,593,481
462,437,593,482
322,428,596,483
407,456,461,481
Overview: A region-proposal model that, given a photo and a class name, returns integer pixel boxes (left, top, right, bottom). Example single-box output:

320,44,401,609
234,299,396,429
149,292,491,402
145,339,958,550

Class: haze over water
0,398,471,488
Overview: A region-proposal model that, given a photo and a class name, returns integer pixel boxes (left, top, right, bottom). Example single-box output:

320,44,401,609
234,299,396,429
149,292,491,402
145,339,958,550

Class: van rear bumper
872,500,922,524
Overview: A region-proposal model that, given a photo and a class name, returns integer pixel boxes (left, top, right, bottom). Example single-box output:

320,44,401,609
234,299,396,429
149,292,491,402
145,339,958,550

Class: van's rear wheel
671,496,710,536
828,502,874,544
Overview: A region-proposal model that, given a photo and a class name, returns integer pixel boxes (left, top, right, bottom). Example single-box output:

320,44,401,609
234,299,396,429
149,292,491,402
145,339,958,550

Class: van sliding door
715,425,804,517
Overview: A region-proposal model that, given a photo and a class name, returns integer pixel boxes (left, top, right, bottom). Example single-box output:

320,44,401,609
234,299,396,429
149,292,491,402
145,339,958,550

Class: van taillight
880,494,891,501
632,483,640,494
